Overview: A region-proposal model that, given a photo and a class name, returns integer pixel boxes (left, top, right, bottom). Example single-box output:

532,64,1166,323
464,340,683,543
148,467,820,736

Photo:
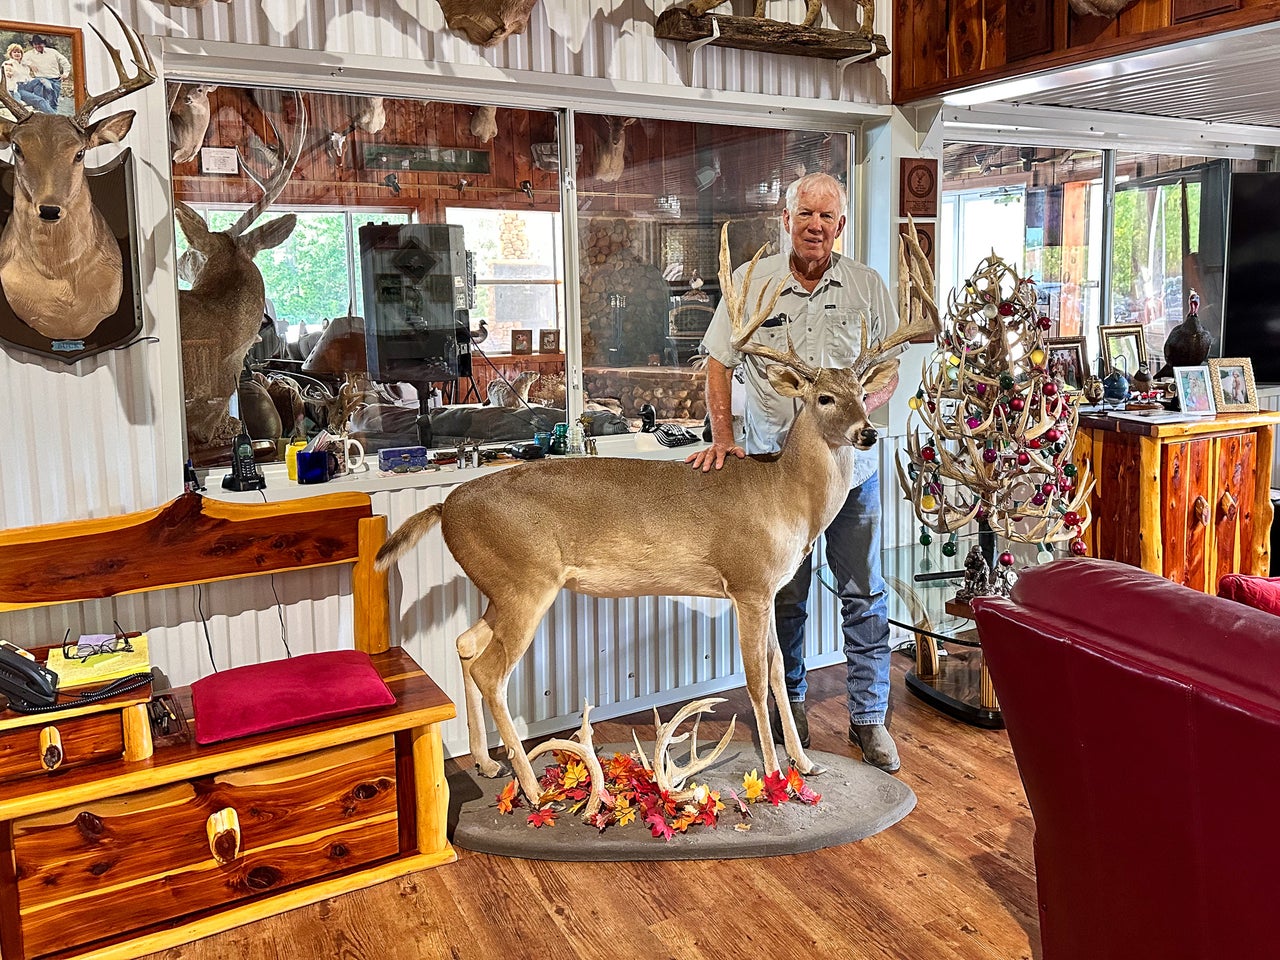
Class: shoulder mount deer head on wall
374,222,940,809
178,90,305,449
0,6,156,342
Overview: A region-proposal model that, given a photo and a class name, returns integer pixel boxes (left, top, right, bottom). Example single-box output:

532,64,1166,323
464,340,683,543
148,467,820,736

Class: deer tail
375,504,443,570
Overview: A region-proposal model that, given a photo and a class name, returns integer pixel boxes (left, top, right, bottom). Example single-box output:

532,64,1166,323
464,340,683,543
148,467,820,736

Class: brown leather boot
770,699,810,750
849,722,900,773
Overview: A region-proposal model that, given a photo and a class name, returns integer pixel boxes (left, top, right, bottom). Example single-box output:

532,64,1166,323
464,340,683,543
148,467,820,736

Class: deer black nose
38,205,62,222
859,426,879,445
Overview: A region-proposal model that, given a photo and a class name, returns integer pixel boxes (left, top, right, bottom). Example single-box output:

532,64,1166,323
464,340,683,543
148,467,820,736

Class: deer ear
861,358,900,395
0,120,14,148
241,213,298,256
765,364,808,398
173,202,212,244
86,111,137,148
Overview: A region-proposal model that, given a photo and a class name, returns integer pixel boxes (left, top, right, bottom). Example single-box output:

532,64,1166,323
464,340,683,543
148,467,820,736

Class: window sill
202,434,709,504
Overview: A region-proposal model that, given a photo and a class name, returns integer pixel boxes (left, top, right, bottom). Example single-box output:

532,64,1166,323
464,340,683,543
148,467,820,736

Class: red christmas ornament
1017,451,1031,466
999,551,1015,566
1043,382,1058,397
998,301,1014,316
1037,315,1052,330
921,446,936,462
1070,538,1088,556
1045,428,1061,442
1010,397,1026,412
1063,510,1081,527
1028,439,1042,449
1042,481,1056,494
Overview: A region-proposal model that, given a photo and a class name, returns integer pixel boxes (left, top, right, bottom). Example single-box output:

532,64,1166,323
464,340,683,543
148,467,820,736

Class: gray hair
785,172,848,215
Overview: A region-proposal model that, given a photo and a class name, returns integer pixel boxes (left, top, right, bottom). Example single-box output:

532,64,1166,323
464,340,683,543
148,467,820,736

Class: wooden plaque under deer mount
1005,0,1054,59
1172,0,1241,22
0,151,142,364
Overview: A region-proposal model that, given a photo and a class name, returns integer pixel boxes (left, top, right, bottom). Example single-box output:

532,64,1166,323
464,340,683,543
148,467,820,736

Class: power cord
195,583,219,672
269,574,292,658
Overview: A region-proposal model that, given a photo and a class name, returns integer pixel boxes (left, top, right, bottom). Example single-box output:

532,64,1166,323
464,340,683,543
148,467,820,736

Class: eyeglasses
62,623,139,662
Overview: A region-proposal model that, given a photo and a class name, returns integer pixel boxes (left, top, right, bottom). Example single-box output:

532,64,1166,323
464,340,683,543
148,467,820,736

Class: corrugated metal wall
0,0,902,757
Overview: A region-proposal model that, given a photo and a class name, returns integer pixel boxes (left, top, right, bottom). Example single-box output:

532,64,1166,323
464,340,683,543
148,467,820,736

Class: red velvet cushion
1217,574,1280,617
191,650,395,745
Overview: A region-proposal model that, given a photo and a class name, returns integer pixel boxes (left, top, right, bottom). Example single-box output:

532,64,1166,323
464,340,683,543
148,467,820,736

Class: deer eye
10,142,20,158
74,149,85,162
818,394,835,405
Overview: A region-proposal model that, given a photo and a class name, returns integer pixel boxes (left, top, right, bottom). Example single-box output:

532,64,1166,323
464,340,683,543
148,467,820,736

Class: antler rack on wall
655,7,889,62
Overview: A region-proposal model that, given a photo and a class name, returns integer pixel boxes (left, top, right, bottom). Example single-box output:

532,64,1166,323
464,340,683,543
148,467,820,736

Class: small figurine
955,545,992,604
990,562,1017,598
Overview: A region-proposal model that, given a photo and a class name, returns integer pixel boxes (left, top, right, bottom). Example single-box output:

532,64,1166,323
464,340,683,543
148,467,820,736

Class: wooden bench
0,492,456,960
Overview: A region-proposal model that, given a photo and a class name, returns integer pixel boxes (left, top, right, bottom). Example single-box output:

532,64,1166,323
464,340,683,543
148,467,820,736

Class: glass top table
821,541,1067,730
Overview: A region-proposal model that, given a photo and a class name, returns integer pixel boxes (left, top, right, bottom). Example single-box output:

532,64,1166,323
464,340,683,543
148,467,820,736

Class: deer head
0,7,155,340
178,92,304,448
592,115,635,183
470,105,498,143
168,83,216,164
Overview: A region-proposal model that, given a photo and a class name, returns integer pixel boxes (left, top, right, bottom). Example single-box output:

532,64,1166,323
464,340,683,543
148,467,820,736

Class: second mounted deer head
178,91,304,449
0,7,156,341
591,115,635,183
168,83,217,164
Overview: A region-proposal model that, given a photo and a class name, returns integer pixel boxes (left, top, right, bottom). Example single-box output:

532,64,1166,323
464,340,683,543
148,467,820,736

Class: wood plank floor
144,656,1039,960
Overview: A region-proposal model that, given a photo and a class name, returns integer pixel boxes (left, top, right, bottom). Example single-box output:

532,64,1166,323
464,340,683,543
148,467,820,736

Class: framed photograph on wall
1208,357,1258,413
0,20,85,120
538,329,561,354
1174,366,1217,417
1045,337,1089,392
1099,323,1148,377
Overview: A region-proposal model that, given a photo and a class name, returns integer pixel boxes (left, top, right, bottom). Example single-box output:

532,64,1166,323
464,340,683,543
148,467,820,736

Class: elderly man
23,35,70,114
687,172,901,773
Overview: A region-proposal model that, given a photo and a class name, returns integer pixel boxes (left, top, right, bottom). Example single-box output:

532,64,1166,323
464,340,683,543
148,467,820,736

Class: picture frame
538,328,561,354
1173,365,1217,418
1045,337,1089,392
510,329,534,355
899,158,939,218
0,20,85,121
1098,323,1148,377
1208,357,1258,413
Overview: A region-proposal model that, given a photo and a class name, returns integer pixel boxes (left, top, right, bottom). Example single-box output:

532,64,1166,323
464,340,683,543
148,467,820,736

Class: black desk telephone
0,640,58,709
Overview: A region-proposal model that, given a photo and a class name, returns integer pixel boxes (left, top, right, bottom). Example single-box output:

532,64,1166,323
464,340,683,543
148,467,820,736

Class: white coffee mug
331,435,366,476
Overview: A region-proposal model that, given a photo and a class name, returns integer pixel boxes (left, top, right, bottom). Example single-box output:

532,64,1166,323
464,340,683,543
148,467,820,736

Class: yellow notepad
45,634,151,689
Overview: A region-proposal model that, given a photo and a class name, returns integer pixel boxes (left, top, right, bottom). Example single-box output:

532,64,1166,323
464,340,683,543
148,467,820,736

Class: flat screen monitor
360,223,471,383
1224,172,1280,384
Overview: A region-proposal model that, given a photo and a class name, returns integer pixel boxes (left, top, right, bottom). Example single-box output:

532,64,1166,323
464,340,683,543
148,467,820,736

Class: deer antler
74,6,157,130
852,215,942,378
525,702,608,820
650,697,736,801
0,81,33,123
716,223,817,379
230,90,307,238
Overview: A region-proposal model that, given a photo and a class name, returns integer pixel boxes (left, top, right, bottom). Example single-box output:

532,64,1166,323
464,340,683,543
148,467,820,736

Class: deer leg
734,596,783,776
457,615,504,779
468,593,558,805
753,0,767,16
801,0,822,26
767,628,819,775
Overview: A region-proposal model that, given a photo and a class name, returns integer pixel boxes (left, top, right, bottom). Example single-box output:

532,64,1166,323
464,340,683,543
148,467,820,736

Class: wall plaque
1172,0,1240,22
1005,0,1054,60
899,158,938,218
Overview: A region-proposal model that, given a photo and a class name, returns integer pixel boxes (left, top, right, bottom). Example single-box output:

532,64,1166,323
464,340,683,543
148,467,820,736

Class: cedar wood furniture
0,492,456,960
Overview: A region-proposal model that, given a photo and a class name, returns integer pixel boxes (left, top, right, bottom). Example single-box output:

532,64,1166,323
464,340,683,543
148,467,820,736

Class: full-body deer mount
0,7,155,341
178,93,304,448
376,224,940,806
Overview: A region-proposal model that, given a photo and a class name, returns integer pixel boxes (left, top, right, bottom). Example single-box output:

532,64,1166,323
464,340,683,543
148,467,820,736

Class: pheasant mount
0,151,142,363
654,8,889,62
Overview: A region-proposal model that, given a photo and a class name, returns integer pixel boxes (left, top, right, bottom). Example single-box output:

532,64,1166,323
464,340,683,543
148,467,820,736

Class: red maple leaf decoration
527,807,558,828
645,809,675,841
762,770,791,806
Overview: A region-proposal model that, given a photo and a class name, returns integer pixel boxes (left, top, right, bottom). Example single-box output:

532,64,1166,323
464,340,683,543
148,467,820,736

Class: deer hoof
475,755,510,779
792,757,827,777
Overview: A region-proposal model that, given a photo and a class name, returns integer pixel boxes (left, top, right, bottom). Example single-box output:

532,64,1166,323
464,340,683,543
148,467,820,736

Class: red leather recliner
972,558,1280,960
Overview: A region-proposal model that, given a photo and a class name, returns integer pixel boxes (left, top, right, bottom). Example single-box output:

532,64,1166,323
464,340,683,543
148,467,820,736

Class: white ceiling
939,21,1280,147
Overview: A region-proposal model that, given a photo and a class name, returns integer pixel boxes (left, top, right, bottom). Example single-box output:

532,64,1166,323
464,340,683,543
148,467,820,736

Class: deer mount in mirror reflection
0,7,155,343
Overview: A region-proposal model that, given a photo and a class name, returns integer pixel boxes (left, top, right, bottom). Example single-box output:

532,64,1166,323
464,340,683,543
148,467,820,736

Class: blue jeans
774,471,889,725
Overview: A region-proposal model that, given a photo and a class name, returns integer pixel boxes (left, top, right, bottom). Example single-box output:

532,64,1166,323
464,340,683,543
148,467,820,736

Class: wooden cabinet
0,493,456,960
1078,412,1280,591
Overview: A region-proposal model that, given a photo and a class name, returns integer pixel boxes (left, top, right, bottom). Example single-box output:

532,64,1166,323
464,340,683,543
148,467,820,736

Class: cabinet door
1161,438,1214,591
1213,431,1258,584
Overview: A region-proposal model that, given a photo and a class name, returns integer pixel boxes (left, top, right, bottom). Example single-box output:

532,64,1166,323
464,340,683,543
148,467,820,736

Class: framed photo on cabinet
1208,357,1258,413
510,329,534,355
538,329,561,353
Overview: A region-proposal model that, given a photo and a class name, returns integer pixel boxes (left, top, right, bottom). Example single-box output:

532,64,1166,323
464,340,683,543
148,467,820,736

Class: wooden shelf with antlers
655,9,889,61
0,493,456,960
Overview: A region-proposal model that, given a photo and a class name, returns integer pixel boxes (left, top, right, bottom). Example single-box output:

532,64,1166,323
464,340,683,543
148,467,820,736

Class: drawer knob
39,726,63,771
207,807,241,865
1193,495,1210,527
1219,490,1239,523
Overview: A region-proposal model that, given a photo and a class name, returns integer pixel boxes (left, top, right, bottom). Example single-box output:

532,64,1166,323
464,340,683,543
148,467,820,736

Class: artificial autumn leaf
563,760,588,790
743,769,764,802
728,789,753,819
645,809,675,841
495,780,520,815
527,807,558,828
614,796,636,827
786,767,805,794
672,807,699,833
537,787,566,807
607,752,639,781
763,770,791,806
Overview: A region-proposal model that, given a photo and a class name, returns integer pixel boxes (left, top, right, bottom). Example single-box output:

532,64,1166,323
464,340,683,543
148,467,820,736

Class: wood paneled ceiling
944,21,1280,130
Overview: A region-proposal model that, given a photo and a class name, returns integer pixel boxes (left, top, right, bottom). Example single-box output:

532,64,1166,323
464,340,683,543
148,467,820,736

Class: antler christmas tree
895,252,1095,551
